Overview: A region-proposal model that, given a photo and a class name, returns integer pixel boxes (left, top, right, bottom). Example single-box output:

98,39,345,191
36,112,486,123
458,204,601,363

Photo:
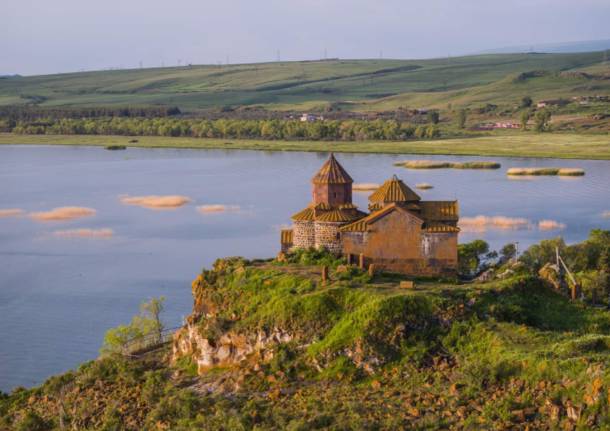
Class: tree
520,96,533,108
456,109,467,129
139,296,165,342
427,111,440,125
458,240,490,277
425,125,440,138
519,237,566,273
100,296,166,355
534,109,551,132
520,110,531,130
500,243,517,263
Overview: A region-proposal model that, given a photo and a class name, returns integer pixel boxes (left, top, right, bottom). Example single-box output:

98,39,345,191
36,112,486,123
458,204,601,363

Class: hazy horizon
2,0,610,76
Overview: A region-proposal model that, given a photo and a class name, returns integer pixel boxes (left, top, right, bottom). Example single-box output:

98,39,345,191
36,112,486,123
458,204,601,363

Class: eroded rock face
173,262,296,373
172,325,294,374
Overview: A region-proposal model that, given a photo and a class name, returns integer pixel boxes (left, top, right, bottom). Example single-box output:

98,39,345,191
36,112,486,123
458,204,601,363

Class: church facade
280,154,459,276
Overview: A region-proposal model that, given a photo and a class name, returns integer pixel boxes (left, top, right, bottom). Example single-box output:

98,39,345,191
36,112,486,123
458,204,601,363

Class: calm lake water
1,144,609,391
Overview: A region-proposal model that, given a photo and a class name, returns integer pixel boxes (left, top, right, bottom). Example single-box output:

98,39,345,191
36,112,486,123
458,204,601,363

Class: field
2,132,609,159
1,51,609,113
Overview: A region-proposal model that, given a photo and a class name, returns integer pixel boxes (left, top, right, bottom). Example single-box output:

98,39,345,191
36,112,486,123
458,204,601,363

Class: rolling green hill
1,51,608,112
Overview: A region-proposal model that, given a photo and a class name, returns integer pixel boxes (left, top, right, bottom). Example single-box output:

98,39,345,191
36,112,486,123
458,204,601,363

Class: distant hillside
479,39,610,54
0,51,608,113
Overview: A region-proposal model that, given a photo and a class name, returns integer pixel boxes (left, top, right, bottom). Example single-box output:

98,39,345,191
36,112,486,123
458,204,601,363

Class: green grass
354,66,610,112
1,52,608,112
2,132,609,159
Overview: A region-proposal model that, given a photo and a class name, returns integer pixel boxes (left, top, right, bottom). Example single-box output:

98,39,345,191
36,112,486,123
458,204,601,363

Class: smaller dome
369,175,421,204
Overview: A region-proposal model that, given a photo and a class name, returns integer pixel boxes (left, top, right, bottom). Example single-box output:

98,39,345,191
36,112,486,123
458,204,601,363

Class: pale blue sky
2,0,610,75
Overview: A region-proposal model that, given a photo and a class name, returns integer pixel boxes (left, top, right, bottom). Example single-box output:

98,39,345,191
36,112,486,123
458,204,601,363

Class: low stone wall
361,257,457,276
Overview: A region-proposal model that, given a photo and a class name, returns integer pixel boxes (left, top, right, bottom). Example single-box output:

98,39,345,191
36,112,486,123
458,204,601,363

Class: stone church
280,154,459,276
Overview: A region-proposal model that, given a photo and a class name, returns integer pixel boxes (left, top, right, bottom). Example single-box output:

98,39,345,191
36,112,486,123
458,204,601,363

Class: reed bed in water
394,160,501,169
506,167,585,176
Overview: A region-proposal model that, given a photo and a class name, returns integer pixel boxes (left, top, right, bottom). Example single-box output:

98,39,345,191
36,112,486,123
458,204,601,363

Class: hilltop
2,232,610,430
1,52,609,114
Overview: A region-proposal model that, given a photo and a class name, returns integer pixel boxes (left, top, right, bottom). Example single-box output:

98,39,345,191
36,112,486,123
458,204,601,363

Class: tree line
0,105,181,121
1,117,441,141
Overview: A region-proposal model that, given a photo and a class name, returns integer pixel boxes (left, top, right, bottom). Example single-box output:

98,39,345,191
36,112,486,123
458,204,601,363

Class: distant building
536,99,566,108
493,121,520,129
473,122,520,130
300,113,324,122
280,154,459,276
572,95,609,104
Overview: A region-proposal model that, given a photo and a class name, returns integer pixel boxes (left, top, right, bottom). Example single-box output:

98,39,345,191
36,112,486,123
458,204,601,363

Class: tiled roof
311,153,353,184
423,222,460,233
291,207,315,221
281,229,294,244
340,203,423,232
369,175,420,203
420,201,459,222
340,218,368,232
316,209,354,222
316,208,367,223
314,202,332,210
291,205,367,223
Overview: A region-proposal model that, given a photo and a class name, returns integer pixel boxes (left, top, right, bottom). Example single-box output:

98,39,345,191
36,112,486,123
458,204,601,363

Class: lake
1,144,609,392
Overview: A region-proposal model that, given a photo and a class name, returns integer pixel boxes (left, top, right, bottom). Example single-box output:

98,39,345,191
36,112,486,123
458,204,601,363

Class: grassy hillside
2,232,610,430
353,69,610,111
1,51,608,112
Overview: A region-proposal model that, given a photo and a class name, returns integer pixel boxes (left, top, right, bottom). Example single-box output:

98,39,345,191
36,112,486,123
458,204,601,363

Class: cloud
603,211,610,218
30,207,96,221
196,204,240,214
353,183,380,191
538,220,566,231
459,215,532,232
120,195,191,209
53,228,114,238
460,215,570,232
0,208,24,218
415,183,433,190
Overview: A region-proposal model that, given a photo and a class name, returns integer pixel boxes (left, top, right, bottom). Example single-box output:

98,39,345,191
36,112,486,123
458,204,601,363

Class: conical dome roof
369,175,420,203
311,153,353,184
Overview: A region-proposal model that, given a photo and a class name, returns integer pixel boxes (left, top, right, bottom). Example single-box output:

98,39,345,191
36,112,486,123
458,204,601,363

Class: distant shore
1,133,609,160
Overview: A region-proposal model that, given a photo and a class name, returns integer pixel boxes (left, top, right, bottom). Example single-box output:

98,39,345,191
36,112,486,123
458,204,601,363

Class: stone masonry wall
314,221,344,254
293,221,315,249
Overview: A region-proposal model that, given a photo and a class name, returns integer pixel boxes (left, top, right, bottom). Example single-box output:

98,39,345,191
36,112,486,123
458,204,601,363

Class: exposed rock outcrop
172,325,294,373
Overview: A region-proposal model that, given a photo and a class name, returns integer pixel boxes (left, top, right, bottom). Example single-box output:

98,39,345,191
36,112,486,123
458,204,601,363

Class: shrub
15,410,49,431
520,96,533,108
285,247,344,268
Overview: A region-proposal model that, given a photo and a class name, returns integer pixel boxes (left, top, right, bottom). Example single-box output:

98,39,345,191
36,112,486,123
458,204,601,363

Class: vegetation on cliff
1,231,610,430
